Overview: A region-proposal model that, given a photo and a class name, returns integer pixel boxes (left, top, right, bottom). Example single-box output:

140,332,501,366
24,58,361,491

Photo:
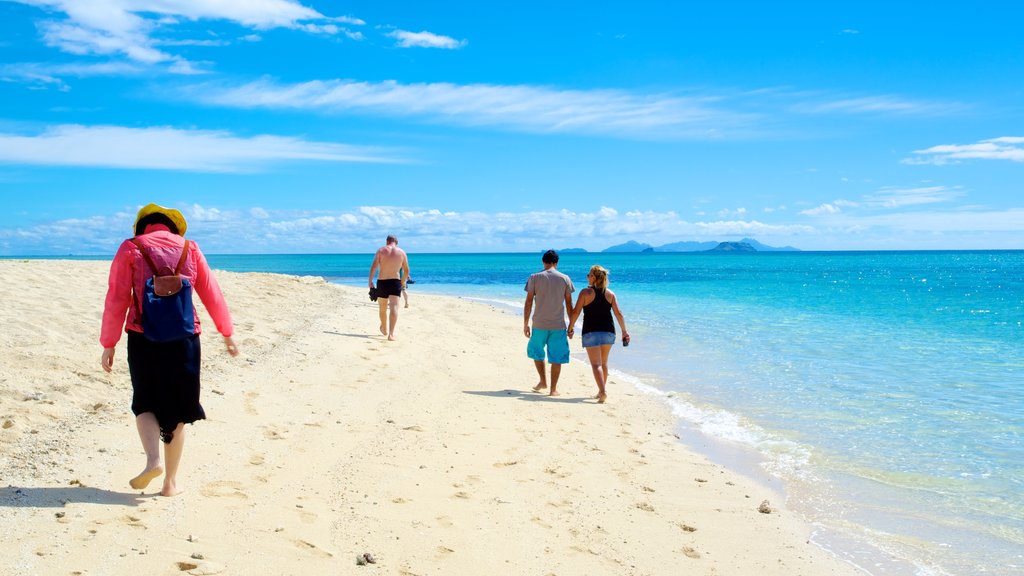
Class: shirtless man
368,235,410,341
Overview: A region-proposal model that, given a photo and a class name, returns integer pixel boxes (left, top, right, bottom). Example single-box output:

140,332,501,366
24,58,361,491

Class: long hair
589,265,609,289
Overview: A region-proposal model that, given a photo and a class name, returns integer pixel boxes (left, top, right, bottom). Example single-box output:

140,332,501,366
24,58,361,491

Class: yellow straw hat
134,203,187,236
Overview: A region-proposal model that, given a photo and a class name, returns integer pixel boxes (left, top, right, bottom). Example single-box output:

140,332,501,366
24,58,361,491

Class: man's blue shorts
527,329,570,364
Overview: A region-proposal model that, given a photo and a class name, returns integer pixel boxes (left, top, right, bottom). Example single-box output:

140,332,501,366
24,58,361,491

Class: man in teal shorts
523,250,575,396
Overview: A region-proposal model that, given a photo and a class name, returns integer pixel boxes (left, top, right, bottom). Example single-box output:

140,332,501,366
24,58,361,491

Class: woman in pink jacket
100,204,239,496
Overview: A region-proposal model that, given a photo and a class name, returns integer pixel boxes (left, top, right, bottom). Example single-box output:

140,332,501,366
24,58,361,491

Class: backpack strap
174,240,191,274
130,238,160,275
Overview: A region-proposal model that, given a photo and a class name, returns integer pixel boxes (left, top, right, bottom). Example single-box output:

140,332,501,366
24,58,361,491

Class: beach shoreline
1,260,865,575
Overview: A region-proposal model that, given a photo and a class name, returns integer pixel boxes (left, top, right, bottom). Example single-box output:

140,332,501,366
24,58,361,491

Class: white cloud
190,78,758,139
800,203,843,216
13,0,359,71
904,137,1024,165
717,207,747,218
387,29,467,49
0,205,818,254
0,124,405,172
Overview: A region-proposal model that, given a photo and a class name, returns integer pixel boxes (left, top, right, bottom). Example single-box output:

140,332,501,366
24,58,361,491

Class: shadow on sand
0,485,147,508
463,389,588,404
322,331,374,339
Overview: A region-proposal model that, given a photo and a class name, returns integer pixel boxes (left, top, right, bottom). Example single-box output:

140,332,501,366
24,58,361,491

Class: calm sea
36,251,1024,575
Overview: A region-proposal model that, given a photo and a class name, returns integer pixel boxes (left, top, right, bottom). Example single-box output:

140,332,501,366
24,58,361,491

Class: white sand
0,259,863,575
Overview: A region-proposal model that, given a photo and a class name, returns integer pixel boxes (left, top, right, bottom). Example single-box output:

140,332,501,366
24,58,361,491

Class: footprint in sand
248,453,265,466
434,545,455,559
435,515,454,528
261,425,289,440
293,539,333,558
243,391,259,416
682,546,701,559
200,481,248,499
122,515,146,529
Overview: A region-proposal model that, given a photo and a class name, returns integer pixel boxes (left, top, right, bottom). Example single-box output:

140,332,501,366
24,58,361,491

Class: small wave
609,369,813,475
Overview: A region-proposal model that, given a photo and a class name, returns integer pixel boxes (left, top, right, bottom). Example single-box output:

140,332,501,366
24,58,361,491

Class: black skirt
127,330,205,442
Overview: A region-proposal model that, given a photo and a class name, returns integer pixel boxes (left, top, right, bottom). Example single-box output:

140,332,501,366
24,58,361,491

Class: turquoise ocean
46,251,1024,574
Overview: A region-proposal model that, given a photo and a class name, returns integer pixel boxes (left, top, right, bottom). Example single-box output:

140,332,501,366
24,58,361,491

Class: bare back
374,244,408,281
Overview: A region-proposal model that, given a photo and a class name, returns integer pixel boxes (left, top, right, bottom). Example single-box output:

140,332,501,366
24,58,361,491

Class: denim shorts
581,331,616,348
527,329,570,364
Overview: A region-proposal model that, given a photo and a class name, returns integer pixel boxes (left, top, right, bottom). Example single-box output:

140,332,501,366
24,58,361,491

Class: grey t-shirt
525,268,575,330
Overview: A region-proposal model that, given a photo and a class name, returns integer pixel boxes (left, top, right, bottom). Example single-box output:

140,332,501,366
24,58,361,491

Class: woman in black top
568,265,629,403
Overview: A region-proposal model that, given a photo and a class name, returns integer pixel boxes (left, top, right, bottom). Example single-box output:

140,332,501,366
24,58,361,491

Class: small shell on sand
758,500,773,514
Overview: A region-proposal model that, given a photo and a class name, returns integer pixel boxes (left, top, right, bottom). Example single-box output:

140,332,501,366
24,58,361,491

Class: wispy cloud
799,186,960,217
864,185,962,207
12,0,362,71
387,29,467,49
903,137,1024,165
188,78,758,139
0,125,405,172
0,61,142,90
792,95,964,117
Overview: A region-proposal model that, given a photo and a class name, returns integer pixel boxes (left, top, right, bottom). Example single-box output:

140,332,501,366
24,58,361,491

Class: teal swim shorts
527,328,570,364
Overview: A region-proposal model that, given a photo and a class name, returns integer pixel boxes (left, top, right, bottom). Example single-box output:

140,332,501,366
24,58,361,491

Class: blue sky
1,1,1022,254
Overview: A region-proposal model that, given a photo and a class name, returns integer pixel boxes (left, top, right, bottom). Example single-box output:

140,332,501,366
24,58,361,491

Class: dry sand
0,259,864,575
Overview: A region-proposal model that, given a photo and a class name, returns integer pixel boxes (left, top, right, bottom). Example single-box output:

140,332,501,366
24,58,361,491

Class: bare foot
548,391,561,397
531,384,547,392
129,465,163,490
387,334,396,341
160,484,184,497
379,324,387,336
597,393,607,404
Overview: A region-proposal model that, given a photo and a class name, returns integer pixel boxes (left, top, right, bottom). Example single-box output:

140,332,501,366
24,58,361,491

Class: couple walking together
524,250,629,403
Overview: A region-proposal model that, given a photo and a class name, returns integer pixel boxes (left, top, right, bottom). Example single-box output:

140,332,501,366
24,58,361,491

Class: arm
368,250,380,288
100,242,134,371
400,254,410,286
567,291,586,339
523,290,534,338
191,244,239,356
607,290,629,340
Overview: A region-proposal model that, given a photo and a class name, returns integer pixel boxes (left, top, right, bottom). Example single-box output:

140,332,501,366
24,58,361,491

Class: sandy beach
0,259,863,576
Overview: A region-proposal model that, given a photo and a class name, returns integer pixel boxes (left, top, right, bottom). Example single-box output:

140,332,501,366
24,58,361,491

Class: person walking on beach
568,265,629,403
524,250,575,396
368,235,410,341
100,203,239,497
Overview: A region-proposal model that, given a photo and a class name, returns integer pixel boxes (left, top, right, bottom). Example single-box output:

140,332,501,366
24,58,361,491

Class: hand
523,325,531,338
224,336,240,357
567,326,575,339
100,348,115,373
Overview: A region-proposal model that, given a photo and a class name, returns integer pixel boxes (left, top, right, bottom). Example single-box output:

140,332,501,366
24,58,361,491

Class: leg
377,299,388,336
586,346,606,402
532,360,548,391
387,295,400,340
161,422,186,497
402,288,409,308
548,363,562,396
130,412,164,489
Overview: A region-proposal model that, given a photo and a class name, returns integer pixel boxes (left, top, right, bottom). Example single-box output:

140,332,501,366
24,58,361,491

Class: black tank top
582,287,615,334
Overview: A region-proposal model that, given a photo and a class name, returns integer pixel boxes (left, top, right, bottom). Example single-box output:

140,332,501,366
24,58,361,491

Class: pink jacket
100,226,234,348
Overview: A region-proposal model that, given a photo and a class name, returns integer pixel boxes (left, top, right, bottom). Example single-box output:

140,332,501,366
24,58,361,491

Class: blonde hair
589,265,609,289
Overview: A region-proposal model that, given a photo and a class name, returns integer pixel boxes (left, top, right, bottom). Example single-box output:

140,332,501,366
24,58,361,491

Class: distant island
596,237,799,253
